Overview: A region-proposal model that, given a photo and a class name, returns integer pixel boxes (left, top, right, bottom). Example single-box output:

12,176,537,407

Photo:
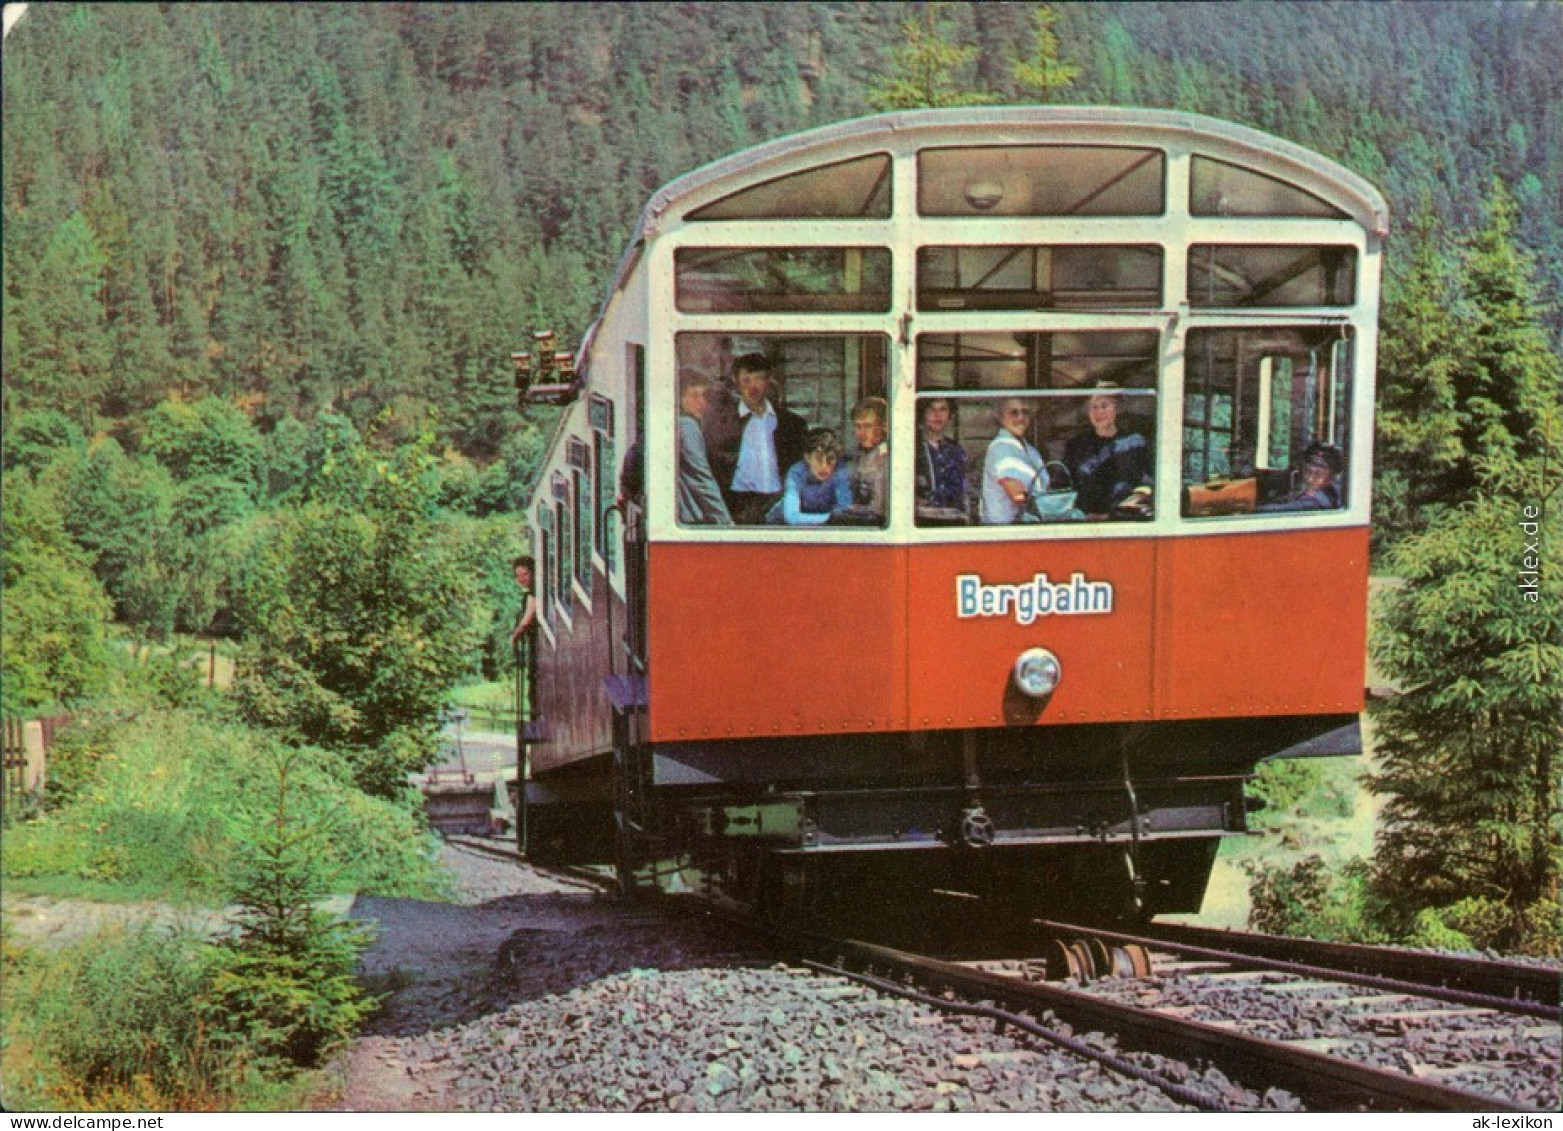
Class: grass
448,678,522,730
1,920,341,1112
1,707,450,903
0,705,424,1111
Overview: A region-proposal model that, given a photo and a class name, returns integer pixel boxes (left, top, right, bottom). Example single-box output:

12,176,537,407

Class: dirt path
326,844,612,1112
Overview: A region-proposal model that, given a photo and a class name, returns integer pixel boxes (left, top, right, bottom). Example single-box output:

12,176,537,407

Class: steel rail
801,957,1234,1112
824,935,1531,1112
1117,919,1561,1015
443,834,619,892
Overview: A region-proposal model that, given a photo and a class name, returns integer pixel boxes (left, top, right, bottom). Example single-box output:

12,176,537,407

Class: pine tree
1457,181,1559,476
1368,422,1562,953
1011,5,1080,104
1367,186,1563,953
866,3,998,112
1372,203,1466,550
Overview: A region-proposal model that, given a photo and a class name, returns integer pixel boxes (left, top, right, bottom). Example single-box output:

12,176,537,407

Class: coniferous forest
1,10,1559,1087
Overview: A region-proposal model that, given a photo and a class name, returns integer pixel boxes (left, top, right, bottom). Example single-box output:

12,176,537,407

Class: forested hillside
4,1,1560,458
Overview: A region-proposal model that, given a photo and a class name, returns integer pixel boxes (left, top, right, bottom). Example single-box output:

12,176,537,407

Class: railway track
432,839,1557,1111
442,833,619,893
777,927,1556,1112
1039,918,1560,1018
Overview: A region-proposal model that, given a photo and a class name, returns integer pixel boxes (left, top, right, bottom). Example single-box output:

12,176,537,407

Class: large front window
673,334,891,528
1182,327,1353,517
915,331,1160,525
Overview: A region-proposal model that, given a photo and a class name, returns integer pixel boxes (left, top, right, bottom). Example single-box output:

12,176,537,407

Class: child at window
767,428,852,525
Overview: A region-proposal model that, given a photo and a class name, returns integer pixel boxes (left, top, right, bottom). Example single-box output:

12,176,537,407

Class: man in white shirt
715,353,808,524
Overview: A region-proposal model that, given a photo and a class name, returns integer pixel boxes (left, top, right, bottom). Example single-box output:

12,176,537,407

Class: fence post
22,720,46,791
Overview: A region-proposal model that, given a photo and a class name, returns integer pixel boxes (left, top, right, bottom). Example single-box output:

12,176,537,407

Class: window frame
1179,323,1357,521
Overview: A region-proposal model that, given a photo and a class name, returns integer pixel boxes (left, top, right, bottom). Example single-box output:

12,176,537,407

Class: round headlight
1013,647,1062,698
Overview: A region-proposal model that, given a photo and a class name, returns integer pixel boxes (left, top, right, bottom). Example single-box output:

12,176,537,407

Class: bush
1405,896,1562,955
1246,759,1325,818
1,708,448,901
2,747,397,1109
1245,854,1385,942
7,923,237,1110
1248,757,1358,826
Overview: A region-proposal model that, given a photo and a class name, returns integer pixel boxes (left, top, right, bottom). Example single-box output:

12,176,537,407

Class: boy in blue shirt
767,428,852,525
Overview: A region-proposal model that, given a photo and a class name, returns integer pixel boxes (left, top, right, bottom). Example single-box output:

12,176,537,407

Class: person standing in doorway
509,555,538,721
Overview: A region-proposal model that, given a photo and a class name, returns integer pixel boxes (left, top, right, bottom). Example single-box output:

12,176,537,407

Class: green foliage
1,409,85,475
229,424,485,795
0,473,114,713
1,750,396,1109
203,751,376,1069
1374,182,1563,553
1246,758,1326,819
1245,855,1386,942
1011,6,1080,103
1,708,447,901
867,3,999,112
1249,757,1359,823
455,512,529,680
139,397,263,490
5,923,237,1110
1372,203,1467,550
1367,420,1563,953
1403,897,1558,957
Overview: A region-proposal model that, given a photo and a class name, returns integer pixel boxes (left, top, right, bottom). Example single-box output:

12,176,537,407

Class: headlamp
1013,647,1062,699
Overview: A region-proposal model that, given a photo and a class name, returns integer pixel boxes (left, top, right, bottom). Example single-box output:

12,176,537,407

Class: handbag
1183,477,1257,517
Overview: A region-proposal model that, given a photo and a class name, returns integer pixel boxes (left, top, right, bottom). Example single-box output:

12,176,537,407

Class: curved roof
642,104,1386,235
579,106,1388,367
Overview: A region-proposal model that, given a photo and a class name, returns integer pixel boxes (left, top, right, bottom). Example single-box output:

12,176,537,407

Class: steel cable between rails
1038,920,1563,1022
800,959,1234,1113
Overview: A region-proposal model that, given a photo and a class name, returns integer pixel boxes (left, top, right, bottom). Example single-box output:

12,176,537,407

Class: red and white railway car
518,107,1386,920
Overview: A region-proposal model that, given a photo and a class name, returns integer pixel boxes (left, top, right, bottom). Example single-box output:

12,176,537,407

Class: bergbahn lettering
956,571,1115,624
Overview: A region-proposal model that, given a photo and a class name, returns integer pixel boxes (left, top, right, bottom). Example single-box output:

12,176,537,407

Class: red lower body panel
645,527,1367,743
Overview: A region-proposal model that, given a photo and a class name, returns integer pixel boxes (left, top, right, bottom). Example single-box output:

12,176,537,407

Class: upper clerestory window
1188,245,1357,307
918,146,1165,217
687,154,892,220
918,245,1162,311
1190,156,1349,219
676,247,892,313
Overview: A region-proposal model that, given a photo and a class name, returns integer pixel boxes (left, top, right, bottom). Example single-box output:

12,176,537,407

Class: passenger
508,555,538,721
844,395,890,520
618,436,643,507
981,398,1047,524
1063,388,1153,517
709,353,808,524
766,428,851,526
675,372,734,526
916,397,969,511
1260,443,1344,511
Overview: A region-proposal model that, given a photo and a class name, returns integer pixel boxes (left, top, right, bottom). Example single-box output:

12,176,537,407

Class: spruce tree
1372,203,1466,550
1368,183,1563,954
866,3,997,112
1011,5,1080,103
